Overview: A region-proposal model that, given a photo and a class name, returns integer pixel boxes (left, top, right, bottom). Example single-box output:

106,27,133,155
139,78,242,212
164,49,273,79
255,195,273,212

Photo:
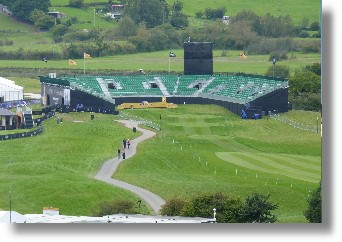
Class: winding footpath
94,120,166,215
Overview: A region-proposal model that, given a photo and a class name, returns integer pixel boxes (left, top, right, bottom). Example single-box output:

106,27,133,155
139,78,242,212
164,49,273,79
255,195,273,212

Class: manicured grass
0,104,321,222
0,112,148,215
0,51,320,75
113,105,321,222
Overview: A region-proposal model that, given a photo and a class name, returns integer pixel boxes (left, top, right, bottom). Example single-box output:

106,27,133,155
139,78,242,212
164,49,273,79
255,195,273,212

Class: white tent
0,77,24,102
0,211,28,223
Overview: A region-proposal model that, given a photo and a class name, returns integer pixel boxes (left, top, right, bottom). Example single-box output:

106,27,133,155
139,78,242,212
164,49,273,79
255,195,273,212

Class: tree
310,21,320,31
159,196,186,216
180,192,244,223
10,0,51,23
289,70,321,96
170,11,188,28
69,0,84,8
116,16,137,38
29,9,55,30
227,20,257,50
265,64,290,78
239,193,278,223
90,29,110,57
204,7,226,20
304,181,322,223
93,199,137,216
122,0,166,28
172,0,183,12
51,24,69,42
304,62,321,76
33,14,55,30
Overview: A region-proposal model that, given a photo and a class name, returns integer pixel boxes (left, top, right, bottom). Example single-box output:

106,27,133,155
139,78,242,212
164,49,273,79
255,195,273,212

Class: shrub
160,197,186,216
93,199,137,216
69,0,84,8
180,192,244,223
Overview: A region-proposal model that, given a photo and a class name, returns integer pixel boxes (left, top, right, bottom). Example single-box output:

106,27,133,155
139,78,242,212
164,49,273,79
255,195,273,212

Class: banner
69,59,77,65
84,53,92,58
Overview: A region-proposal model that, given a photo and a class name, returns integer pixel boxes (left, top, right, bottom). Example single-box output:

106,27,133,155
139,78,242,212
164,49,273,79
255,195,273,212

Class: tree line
0,0,320,56
93,186,321,223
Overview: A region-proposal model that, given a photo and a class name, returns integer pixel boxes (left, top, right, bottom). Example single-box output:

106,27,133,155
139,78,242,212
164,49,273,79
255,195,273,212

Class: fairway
0,103,321,222
216,152,320,183
113,105,321,222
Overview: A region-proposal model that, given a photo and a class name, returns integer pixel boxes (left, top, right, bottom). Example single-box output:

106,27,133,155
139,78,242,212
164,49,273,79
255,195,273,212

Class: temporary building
0,211,28,223
0,77,24,102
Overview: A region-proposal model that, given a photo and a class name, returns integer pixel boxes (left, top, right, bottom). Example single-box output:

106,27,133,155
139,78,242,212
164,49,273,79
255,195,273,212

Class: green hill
176,0,321,25
0,105,321,222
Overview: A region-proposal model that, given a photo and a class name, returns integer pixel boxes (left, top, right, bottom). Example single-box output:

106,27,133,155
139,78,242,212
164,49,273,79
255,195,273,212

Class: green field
0,105,321,222
0,51,320,76
114,105,321,222
0,0,322,223
176,0,321,25
49,0,320,25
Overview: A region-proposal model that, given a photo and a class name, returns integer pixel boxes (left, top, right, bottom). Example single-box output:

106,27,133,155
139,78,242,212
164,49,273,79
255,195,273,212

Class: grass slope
0,112,149,215
50,0,321,25
0,105,321,222
113,105,321,222
175,0,321,25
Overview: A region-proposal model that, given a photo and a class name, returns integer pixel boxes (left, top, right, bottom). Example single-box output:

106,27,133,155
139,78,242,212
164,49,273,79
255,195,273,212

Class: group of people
117,138,131,160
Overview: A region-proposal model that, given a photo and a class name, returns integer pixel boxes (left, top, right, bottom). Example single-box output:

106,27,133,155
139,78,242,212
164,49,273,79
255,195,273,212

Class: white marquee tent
0,77,24,102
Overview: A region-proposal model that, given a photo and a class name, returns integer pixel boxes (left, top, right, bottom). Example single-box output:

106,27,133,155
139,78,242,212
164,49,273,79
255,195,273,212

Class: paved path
94,120,166,215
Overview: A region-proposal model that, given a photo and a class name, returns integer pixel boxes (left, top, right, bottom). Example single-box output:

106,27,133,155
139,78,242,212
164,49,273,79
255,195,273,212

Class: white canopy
0,77,24,102
0,211,28,223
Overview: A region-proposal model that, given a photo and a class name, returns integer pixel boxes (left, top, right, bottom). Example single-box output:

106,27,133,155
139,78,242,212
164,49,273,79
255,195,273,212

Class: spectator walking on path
122,148,126,159
117,148,121,159
123,138,127,149
127,139,130,149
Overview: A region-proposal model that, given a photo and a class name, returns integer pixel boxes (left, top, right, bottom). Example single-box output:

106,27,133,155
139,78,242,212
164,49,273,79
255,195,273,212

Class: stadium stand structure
39,73,289,119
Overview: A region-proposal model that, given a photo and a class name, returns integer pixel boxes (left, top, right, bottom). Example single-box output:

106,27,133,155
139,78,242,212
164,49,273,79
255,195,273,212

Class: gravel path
94,120,166,215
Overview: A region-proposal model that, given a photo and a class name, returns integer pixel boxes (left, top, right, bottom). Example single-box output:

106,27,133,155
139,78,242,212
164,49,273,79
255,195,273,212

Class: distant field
49,6,118,30
7,77,41,94
0,50,320,76
52,0,321,25
169,0,321,25
0,14,35,32
51,0,108,6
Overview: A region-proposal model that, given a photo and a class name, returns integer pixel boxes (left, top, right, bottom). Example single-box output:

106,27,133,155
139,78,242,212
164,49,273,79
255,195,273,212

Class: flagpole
83,55,85,75
168,55,170,74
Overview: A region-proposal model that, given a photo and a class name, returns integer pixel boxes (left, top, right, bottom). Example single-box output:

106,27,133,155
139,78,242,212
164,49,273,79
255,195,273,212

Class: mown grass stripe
216,152,319,183
261,153,321,172
250,153,321,178
234,152,320,182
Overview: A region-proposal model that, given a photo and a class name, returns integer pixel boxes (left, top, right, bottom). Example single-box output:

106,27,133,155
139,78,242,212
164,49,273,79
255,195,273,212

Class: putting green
216,152,321,183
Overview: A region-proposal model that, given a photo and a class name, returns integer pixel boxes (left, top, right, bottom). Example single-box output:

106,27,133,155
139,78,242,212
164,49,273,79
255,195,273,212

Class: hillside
170,0,321,25
0,0,321,76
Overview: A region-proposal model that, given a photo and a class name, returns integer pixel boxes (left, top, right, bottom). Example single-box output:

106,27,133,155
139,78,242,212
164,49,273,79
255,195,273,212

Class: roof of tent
0,77,23,91
0,108,17,116
0,211,28,223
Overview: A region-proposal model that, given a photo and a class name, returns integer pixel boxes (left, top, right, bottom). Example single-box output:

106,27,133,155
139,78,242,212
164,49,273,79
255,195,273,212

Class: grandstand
39,73,289,118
